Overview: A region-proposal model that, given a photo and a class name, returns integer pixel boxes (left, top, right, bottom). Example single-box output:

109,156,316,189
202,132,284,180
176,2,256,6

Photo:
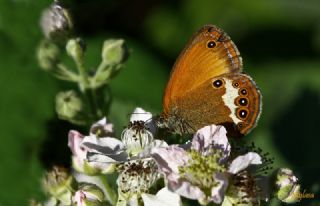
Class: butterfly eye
238,97,249,106
207,41,216,48
212,79,223,88
240,88,248,96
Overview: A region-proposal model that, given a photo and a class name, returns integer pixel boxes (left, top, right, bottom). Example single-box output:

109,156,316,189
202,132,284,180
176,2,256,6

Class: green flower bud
73,183,105,206
273,168,301,203
66,38,86,63
37,40,60,71
102,39,128,65
40,1,73,42
56,90,83,122
42,166,77,205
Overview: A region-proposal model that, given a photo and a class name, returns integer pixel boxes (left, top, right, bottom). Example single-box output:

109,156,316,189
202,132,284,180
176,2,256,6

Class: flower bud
73,183,105,206
121,121,153,157
90,117,114,137
37,40,60,71
56,90,83,122
42,166,77,205
66,38,86,63
273,168,301,203
40,1,73,42
101,39,128,65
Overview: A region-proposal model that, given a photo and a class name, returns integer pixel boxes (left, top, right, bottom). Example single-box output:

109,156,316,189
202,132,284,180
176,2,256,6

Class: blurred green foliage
0,0,319,205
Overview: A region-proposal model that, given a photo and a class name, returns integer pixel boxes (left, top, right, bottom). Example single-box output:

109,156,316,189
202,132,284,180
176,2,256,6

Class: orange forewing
163,25,243,114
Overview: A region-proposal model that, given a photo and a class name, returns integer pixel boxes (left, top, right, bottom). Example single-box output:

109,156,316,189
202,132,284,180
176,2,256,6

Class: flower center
121,121,153,156
117,158,158,199
179,149,226,195
226,171,260,205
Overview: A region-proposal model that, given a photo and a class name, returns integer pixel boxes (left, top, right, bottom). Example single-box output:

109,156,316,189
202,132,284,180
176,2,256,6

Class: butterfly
157,25,262,137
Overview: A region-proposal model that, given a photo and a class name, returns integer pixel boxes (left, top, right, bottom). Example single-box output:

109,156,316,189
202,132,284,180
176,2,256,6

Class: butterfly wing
171,73,261,136
163,25,243,114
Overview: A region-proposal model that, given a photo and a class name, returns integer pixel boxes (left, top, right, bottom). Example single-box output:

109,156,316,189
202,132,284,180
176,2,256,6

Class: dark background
0,0,319,205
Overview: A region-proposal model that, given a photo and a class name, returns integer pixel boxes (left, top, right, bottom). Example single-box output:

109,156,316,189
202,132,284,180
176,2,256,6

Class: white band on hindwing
222,78,241,124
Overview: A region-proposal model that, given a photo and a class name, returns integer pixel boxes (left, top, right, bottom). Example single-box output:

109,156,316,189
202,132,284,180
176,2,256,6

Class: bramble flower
84,107,158,165
73,183,105,206
116,158,181,206
82,108,180,205
152,124,262,205
68,118,117,175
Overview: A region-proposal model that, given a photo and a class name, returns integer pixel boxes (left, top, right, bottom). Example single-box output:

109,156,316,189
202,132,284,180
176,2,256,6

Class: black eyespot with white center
207,41,216,48
240,89,247,96
238,98,248,106
238,109,248,119
213,79,223,88
233,82,239,88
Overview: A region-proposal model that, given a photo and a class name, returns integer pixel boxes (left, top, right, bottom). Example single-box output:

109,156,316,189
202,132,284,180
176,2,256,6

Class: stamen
178,149,226,196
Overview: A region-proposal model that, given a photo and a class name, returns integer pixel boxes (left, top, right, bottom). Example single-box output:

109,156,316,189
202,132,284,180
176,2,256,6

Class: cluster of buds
37,1,129,125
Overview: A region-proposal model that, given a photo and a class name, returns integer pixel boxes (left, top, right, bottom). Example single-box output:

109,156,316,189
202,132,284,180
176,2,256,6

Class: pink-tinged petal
151,146,189,177
168,180,204,200
192,125,230,157
74,190,86,206
228,152,262,174
141,187,182,206
90,117,114,137
81,135,124,155
68,130,85,156
209,173,228,204
68,131,87,169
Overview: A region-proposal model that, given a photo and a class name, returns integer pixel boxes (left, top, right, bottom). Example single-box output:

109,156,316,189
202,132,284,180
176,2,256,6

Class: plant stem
98,175,117,206
74,60,100,120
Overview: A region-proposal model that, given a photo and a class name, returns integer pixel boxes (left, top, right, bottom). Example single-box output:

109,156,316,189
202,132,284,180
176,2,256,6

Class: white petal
192,125,230,157
221,196,234,206
81,135,124,154
168,181,204,200
151,146,188,176
130,107,152,122
137,140,168,158
44,197,58,206
87,151,127,163
142,187,182,206
228,152,262,174
74,172,114,204
210,173,228,204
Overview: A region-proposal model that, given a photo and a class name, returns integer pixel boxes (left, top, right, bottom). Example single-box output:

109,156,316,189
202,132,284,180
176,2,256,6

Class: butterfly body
159,25,262,137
